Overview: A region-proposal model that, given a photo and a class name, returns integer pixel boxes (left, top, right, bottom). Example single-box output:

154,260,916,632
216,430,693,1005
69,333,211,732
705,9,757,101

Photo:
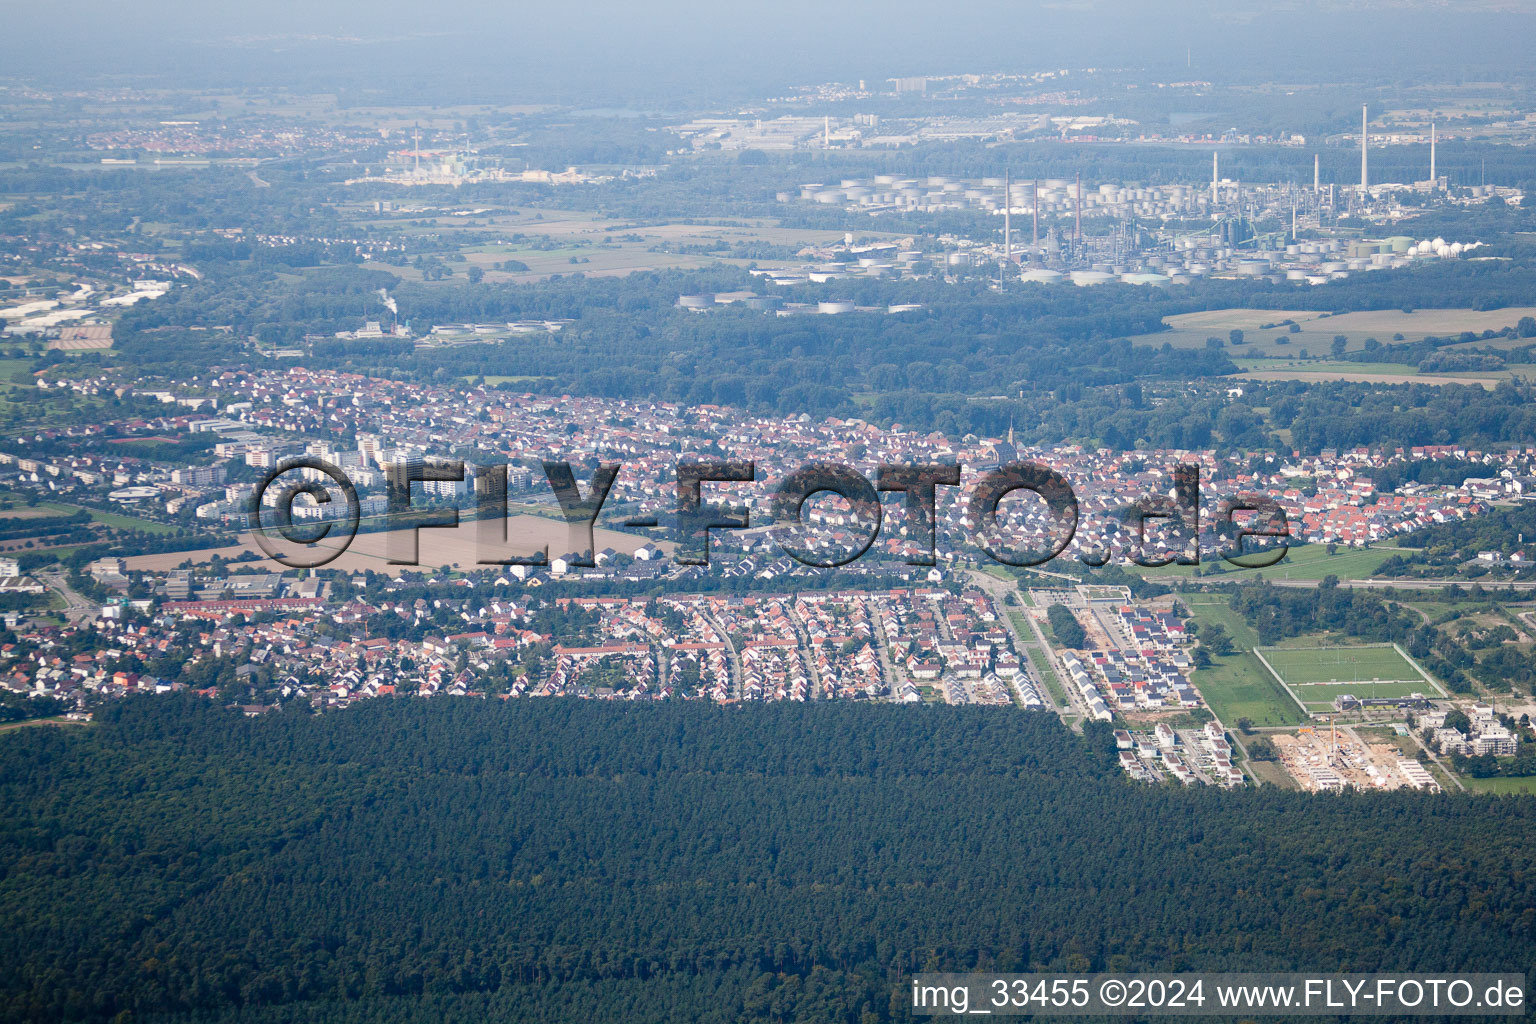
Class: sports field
1262,645,1421,685
1255,644,1444,713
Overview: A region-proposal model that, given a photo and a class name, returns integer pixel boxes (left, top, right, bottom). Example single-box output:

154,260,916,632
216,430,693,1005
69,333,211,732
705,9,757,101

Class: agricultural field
0,496,178,536
378,208,901,284
1235,365,1504,388
1129,306,1536,359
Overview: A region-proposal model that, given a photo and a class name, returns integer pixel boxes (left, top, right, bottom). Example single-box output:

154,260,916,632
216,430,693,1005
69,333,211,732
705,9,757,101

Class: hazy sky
7,1,1535,103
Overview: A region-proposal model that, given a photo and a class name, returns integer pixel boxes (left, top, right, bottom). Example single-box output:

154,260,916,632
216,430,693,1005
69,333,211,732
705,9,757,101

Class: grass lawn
0,716,90,734
1183,594,1305,726
1182,593,1261,648
1027,652,1070,709
1258,643,1443,712
1130,542,1400,583
1462,775,1536,795
1192,652,1307,727
1135,306,1536,358
0,357,37,386
34,501,179,536
1232,358,1420,376
1242,759,1297,789
467,375,555,386
77,506,179,535
1261,645,1424,685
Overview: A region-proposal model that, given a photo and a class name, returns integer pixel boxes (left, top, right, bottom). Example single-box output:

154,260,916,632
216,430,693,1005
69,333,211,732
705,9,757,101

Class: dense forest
1396,505,1536,563
0,698,1532,1023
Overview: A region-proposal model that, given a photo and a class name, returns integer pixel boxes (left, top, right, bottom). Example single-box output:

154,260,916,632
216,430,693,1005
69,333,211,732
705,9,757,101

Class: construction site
1272,719,1441,793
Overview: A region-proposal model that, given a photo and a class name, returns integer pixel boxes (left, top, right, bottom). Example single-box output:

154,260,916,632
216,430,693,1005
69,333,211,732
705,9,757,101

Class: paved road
967,569,1085,722
1267,577,1536,591
702,609,742,700
784,603,824,699
37,571,95,623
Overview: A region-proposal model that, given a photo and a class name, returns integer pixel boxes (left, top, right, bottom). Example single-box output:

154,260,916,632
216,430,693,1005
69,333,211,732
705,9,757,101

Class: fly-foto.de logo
247,457,1290,571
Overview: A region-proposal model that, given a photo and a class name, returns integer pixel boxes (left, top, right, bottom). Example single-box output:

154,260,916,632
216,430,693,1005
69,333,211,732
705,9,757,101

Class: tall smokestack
1003,169,1011,263
1430,122,1437,186
1212,150,1218,203
1074,172,1082,241
1360,104,1368,193
1314,153,1320,192
1032,180,1039,248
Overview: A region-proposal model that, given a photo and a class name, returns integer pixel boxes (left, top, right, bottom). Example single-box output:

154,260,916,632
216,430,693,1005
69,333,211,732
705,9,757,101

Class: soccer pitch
1254,644,1445,714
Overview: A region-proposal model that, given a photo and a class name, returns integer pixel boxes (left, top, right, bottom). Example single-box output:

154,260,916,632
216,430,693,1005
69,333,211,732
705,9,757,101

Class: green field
466,375,555,387
1183,594,1261,648
1261,645,1424,685
1184,595,1305,727
1233,358,1419,376
29,500,179,536
1462,775,1536,795
1131,542,1400,582
1257,643,1445,713
1133,307,1536,358
1192,651,1308,727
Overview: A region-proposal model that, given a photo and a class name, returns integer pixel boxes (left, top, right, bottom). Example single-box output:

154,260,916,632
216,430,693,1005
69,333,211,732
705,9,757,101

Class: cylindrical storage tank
1020,268,1064,284
1070,270,1114,286
818,301,855,314
676,294,714,309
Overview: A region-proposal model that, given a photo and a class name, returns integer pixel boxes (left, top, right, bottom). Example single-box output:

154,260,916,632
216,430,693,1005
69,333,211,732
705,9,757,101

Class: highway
1266,577,1536,591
